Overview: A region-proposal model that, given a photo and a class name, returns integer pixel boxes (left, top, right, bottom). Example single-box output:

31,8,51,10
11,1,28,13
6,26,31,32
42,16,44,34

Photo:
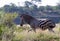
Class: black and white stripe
38,19,55,30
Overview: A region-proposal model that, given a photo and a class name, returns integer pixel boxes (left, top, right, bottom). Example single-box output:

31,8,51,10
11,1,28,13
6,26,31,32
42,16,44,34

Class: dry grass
1,23,60,41
13,23,60,41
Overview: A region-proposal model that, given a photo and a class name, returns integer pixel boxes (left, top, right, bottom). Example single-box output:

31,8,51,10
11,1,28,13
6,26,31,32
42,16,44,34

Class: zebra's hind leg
48,29,54,32
48,28,55,33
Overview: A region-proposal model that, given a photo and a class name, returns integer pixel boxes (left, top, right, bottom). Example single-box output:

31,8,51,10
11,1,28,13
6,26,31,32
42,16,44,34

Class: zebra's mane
20,14,35,24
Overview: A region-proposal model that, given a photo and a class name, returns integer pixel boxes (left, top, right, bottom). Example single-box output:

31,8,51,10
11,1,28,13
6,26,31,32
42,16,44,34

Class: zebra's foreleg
28,29,32,32
28,28,36,33
31,27,36,33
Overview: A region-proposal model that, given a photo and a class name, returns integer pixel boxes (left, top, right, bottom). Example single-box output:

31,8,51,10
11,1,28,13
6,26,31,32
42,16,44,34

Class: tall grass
12,24,60,41
13,31,60,41
0,24,60,41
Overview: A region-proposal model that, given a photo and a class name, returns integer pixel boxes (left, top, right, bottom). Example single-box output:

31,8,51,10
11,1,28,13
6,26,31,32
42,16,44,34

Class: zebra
20,14,56,33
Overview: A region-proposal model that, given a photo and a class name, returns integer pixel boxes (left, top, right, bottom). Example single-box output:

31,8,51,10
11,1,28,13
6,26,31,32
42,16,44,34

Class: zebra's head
20,14,35,26
20,14,25,26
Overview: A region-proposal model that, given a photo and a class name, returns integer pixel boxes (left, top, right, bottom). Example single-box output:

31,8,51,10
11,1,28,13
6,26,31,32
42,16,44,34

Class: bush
0,12,18,41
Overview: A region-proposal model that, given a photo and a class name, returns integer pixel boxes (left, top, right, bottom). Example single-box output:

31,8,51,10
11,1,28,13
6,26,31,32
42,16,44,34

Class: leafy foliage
0,12,18,41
